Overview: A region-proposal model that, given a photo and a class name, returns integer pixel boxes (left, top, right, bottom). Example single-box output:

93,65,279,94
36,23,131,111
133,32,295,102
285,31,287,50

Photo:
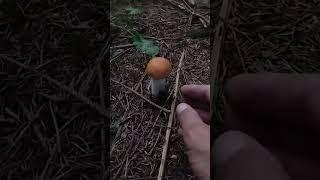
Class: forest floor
0,0,108,179
1,0,319,179
110,0,212,179
111,0,320,179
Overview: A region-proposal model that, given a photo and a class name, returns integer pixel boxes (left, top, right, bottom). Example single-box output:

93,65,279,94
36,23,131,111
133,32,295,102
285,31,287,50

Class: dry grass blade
157,49,185,180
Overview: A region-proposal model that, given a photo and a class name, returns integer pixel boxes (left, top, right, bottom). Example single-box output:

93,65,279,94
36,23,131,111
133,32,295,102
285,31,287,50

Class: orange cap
146,57,172,80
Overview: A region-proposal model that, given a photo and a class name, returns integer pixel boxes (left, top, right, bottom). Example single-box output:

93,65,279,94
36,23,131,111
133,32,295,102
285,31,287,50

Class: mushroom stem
151,78,166,97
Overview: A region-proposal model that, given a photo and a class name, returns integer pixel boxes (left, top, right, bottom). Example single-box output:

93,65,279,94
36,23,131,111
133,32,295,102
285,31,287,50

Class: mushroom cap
146,57,172,80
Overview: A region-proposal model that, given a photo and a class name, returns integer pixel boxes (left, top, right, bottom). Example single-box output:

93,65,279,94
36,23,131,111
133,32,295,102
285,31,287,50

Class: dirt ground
110,0,211,179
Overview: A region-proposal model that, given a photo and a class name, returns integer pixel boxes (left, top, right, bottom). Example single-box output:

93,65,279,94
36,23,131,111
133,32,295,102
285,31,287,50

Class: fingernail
180,85,187,91
176,103,189,114
213,131,290,180
213,131,252,168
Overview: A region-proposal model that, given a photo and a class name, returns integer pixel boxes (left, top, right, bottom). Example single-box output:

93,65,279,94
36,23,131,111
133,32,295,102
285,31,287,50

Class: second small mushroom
146,57,172,97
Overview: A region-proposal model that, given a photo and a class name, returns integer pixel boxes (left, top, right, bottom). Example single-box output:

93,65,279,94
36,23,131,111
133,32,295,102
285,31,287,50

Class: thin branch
111,79,171,113
157,49,185,180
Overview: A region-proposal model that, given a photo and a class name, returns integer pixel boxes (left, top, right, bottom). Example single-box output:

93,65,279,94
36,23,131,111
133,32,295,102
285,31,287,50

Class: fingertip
181,85,189,90
180,85,192,94
180,85,210,103
176,103,190,115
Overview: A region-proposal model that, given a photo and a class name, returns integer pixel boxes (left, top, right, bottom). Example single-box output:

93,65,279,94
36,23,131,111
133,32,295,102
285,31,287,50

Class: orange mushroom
146,57,172,97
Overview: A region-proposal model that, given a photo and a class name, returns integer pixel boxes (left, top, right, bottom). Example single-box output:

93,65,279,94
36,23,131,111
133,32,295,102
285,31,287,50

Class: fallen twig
157,49,185,180
111,79,171,113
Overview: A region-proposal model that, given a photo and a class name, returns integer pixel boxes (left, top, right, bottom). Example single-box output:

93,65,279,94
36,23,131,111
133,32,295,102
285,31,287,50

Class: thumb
213,131,290,180
176,103,211,180
176,103,208,132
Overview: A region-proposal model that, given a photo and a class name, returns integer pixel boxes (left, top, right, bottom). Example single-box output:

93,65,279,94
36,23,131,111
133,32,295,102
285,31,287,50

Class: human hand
213,73,320,180
176,85,210,180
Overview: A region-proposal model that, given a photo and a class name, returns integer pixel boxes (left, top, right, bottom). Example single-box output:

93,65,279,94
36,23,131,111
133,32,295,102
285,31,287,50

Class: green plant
125,7,142,15
132,33,159,58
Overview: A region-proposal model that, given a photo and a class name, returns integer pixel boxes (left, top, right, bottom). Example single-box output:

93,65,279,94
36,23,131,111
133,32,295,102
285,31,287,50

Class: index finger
181,85,210,109
225,73,320,129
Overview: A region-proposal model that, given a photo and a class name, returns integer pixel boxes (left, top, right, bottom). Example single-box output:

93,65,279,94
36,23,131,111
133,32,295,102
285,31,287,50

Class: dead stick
111,79,171,113
157,49,185,180
210,0,233,122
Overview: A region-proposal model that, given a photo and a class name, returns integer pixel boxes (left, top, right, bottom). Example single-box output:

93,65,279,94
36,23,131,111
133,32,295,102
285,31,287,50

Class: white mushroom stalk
151,78,166,97
146,57,172,98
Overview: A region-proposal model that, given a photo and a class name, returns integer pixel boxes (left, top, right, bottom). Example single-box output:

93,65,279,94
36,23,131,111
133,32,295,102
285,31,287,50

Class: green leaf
125,7,142,15
132,33,159,58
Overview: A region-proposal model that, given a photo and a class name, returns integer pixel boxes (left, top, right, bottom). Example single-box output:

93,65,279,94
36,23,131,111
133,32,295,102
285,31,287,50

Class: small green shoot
125,7,142,15
133,33,159,58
